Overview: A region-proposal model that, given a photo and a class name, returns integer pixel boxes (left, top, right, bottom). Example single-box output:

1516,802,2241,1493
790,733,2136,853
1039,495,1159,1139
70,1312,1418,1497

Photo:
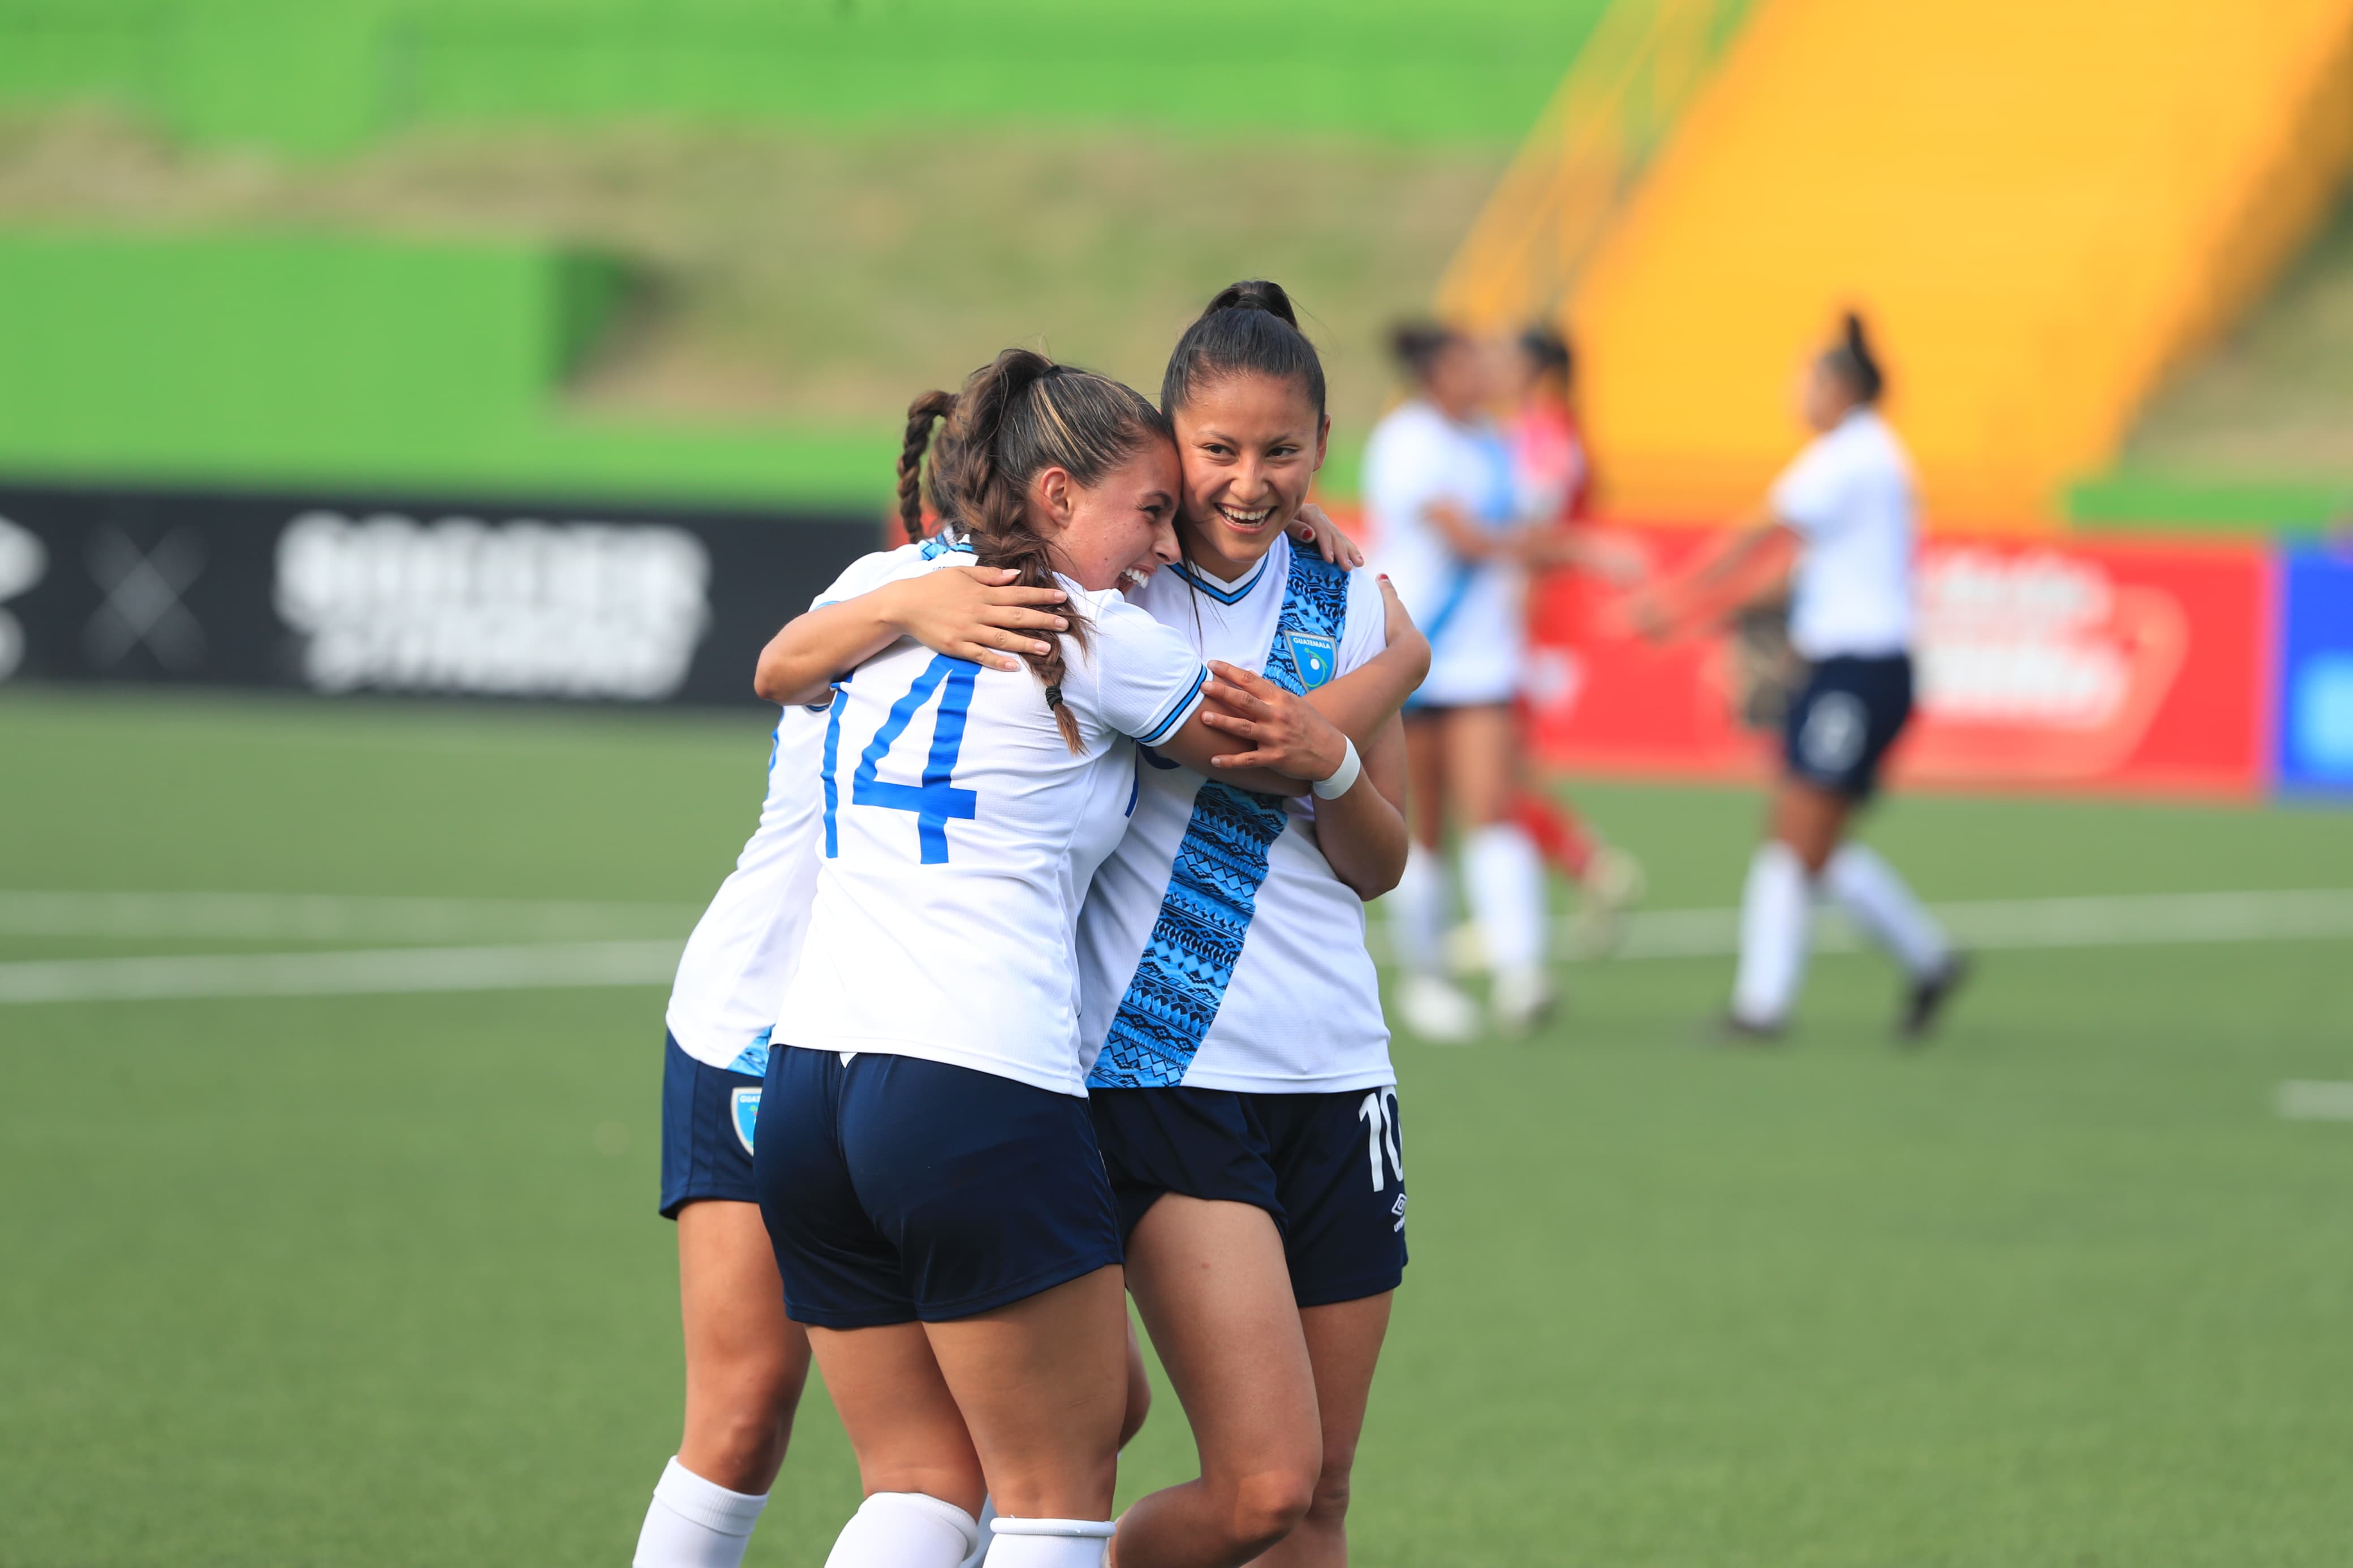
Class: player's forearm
1154,717,1312,798
1309,636,1427,744
752,588,908,705
1425,502,1506,561
1313,723,1410,900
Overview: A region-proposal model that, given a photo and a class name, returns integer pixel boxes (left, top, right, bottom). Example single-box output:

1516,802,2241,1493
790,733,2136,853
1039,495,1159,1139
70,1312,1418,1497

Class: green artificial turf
3,688,2351,1565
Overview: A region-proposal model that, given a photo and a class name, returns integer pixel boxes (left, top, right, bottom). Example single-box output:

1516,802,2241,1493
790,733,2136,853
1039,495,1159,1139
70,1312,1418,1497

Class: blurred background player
1502,325,1647,954
1365,322,1549,1041
1630,313,1968,1041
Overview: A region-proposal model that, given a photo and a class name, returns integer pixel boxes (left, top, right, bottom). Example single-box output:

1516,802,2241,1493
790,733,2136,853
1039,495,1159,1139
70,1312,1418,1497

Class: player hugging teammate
634,284,1430,1568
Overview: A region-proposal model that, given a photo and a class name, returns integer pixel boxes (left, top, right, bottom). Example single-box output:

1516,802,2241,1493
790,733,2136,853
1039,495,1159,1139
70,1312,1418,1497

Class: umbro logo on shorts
1390,1192,1408,1233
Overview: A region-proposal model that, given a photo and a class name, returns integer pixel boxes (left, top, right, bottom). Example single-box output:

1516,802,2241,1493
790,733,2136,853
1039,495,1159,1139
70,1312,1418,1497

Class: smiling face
1171,370,1328,580
1027,437,1184,593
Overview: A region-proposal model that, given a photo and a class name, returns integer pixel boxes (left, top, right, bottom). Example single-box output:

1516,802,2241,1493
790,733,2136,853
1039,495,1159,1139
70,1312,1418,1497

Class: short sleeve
1769,440,1846,538
1335,565,1390,676
809,543,923,611
1076,594,1211,744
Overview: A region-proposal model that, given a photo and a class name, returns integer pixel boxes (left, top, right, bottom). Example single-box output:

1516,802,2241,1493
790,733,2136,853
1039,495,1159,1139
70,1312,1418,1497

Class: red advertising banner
1518,528,2272,798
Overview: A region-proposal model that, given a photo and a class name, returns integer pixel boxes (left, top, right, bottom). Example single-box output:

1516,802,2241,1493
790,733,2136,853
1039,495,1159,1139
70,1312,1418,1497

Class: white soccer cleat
1398,974,1480,1044
1490,964,1556,1036
1443,918,1489,977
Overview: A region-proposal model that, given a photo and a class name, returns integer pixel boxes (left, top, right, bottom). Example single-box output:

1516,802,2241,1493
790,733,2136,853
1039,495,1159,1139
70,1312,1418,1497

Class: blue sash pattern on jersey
1089,545,1351,1088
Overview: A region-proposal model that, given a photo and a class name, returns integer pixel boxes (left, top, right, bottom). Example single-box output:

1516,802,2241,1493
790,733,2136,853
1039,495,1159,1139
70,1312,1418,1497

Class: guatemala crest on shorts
1286,633,1338,691
729,1087,760,1156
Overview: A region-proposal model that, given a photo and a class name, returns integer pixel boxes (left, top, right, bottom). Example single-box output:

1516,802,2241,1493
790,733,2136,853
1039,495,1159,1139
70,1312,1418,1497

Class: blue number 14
826,653,980,865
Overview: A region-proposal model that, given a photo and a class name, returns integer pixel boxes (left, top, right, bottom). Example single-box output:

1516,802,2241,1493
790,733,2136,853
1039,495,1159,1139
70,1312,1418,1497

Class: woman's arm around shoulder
752,566,1070,705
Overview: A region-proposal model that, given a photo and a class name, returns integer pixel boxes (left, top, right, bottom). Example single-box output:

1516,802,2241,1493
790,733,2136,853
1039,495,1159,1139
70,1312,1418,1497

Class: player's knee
1305,1454,1356,1526
684,1362,803,1488
686,1403,791,1491
1218,1462,1318,1554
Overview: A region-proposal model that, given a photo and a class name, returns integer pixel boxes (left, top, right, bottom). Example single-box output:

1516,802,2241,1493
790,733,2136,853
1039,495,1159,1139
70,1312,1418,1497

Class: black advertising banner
0,482,880,707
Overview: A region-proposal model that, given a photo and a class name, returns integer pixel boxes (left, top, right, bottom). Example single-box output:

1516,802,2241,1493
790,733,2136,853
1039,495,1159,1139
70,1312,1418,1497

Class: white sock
1824,844,1950,978
1387,844,1450,977
824,1491,980,1568
633,1457,768,1568
983,1516,1115,1567
957,1498,998,1568
1464,823,1546,972
1731,841,1811,1027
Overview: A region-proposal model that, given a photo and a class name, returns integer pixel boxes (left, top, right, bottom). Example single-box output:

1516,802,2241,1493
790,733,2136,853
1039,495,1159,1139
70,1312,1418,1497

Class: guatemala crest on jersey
729,1087,760,1155
1286,633,1338,691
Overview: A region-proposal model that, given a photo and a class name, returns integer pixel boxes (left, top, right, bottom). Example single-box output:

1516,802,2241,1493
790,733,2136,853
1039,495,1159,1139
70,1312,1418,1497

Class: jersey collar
1166,548,1274,606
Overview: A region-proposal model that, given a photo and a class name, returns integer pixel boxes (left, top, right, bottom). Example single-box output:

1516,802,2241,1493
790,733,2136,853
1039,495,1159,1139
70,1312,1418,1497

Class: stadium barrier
1518,525,2295,798
0,481,873,707
0,481,2342,802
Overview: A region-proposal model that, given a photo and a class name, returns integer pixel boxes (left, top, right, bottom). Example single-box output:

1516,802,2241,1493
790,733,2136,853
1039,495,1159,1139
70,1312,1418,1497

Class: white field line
0,888,2347,1007
0,940,686,1005
0,891,696,943
2276,1082,2353,1122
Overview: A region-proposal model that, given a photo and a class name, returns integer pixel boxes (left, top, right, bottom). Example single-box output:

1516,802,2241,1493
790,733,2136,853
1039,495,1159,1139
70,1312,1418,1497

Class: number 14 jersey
774,576,1212,1097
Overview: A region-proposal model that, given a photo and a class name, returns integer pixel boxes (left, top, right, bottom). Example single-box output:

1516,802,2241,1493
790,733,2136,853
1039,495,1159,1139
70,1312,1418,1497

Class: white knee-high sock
633,1457,768,1568
1387,843,1450,977
983,1517,1115,1567
1824,843,1950,977
1731,841,1811,1027
1464,823,1546,972
957,1498,998,1568
824,1491,980,1568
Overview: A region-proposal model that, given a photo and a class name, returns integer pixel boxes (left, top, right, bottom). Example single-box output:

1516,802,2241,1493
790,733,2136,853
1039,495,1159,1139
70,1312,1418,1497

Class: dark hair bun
1518,325,1571,377
1206,278,1300,329
1162,279,1326,419
1390,321,1460,378
1835,310,1885,403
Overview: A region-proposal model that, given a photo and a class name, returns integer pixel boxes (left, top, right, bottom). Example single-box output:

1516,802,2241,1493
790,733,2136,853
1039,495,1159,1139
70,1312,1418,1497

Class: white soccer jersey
773,581,1212,1096
1769,409,1918,660
1079,535,1395,1094
663,537,963,1072
1363,399,1524,706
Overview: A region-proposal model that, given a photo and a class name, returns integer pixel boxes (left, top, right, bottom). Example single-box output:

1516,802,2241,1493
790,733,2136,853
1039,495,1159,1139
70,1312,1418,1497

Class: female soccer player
1365,323,1552,1040
749,350,1361,1568
1632,313,1967,1039
1082,280,1426,1568
639,524,1148,1568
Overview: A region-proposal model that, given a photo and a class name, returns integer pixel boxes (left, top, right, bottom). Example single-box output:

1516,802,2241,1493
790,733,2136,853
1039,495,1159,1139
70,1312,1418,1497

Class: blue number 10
824,653,980,865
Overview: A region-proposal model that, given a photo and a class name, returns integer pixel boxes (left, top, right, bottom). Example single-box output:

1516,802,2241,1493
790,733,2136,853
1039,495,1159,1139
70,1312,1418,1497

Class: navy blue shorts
1784,654,1914,798
1089,1086,1407,1309
754,1047,1124,1329
659,1033,764,1219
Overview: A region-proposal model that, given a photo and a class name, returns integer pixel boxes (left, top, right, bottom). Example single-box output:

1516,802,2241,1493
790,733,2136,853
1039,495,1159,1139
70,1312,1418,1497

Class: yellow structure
1455,0,2353,525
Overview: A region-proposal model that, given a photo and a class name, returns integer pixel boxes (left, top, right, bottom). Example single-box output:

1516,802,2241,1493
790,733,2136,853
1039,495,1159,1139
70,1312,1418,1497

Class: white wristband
1311,737,1363,800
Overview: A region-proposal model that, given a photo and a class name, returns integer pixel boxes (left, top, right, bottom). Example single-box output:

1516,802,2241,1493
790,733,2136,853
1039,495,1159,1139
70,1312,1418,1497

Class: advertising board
1521,527,2274,798
0,482,876,709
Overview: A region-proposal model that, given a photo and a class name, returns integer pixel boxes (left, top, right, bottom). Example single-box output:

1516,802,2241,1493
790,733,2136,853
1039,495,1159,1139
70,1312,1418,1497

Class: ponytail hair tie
1045,685,1065,708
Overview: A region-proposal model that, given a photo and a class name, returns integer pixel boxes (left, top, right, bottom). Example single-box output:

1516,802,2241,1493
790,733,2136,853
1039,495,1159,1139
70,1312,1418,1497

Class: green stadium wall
0,231,898,506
